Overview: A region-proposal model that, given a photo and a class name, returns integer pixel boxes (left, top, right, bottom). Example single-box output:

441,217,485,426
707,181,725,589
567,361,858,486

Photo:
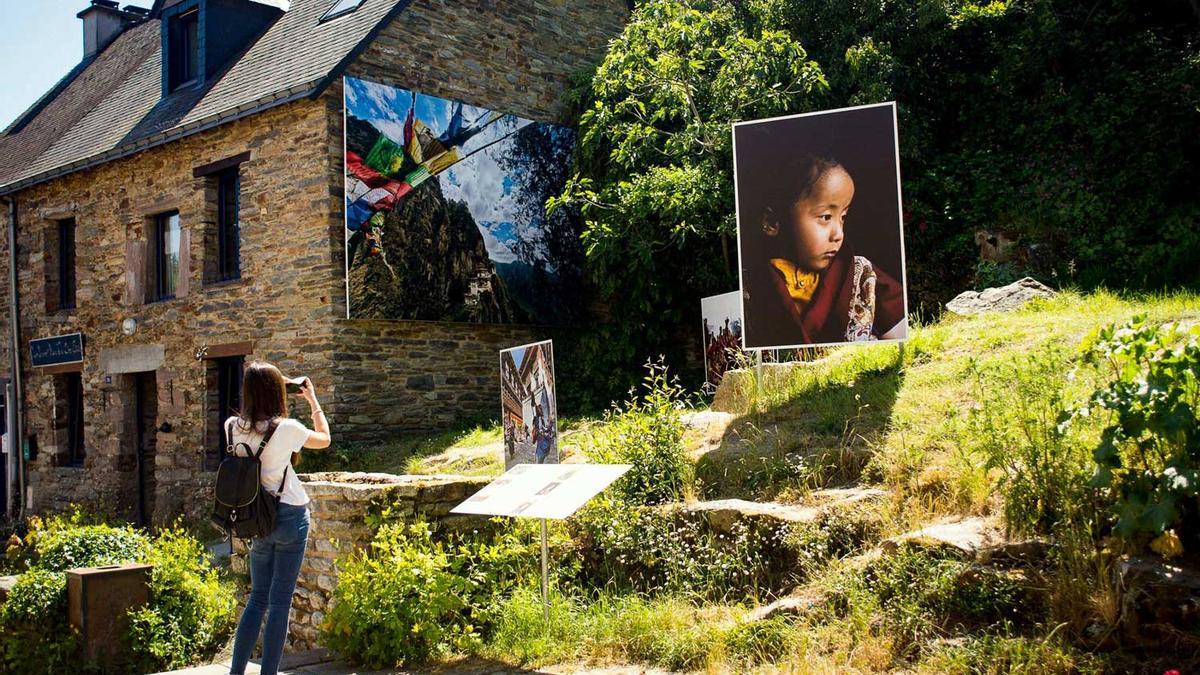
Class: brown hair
236,361,301,466
237,361,288,429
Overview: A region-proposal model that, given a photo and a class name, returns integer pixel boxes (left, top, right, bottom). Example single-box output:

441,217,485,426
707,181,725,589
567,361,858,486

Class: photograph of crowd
701,291,746,390
734,102,908,350
500,340,558,468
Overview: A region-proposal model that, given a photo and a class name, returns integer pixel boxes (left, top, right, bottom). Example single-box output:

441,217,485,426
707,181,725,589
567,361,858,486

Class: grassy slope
300,419,595,477
310,291,1200,673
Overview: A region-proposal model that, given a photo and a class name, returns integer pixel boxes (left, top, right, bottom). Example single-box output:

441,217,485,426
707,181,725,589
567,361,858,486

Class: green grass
301,417,596,477
704,290,1200,520
480,589,784,671
308,290,1200,672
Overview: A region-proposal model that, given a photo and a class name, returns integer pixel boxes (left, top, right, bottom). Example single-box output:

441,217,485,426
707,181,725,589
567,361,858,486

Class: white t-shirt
225,416,313,506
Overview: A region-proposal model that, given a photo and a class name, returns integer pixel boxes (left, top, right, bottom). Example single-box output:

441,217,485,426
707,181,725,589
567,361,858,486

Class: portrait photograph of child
734,102,908,350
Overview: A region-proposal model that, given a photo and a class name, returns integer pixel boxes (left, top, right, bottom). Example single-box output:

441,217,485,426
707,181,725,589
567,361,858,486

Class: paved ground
154,650,673,675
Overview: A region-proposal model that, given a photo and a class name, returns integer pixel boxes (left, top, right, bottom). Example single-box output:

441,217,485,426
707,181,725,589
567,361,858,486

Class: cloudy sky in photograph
345,76,543,267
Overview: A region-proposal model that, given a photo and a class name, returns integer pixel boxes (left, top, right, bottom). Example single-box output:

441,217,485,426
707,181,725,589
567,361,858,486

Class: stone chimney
77,1,149,59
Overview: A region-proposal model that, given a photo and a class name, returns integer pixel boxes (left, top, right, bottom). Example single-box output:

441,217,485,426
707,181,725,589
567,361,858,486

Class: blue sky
0,1,85,130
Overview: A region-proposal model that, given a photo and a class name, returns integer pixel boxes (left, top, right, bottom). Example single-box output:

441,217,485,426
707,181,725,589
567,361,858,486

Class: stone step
668,487,887,535
880,516,1003,559
746,588,827,622
880,516,1053,565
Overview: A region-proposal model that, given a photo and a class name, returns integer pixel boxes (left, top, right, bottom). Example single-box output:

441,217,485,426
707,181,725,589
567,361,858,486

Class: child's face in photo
784,166,854,272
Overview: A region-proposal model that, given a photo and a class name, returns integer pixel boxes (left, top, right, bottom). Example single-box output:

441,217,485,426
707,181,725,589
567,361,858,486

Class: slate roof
0,0,410,195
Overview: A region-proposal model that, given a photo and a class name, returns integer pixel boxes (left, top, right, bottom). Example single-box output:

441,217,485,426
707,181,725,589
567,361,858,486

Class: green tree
553,0,826,399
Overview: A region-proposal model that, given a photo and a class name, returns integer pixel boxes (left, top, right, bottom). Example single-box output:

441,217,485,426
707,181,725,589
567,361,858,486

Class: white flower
1164,467,1190,491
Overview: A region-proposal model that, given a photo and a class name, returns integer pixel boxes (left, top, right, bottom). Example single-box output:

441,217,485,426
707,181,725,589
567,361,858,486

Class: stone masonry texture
0,1,626,523
230,472,492,652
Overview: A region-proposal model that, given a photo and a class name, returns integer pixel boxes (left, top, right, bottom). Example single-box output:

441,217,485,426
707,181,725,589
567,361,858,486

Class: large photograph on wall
734,102,908,350
343,76,584,324
500,340,558,469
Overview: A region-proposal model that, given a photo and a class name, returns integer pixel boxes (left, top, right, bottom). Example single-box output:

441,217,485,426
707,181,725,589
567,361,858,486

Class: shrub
823,548,1037,662
446,518,579,639
1071,317,1200,548
321,522,478,668
1,517,34,575
33,520,150,572
788,507,882,579
125,526,237,672
963,347,1097,538
573,499,793,600
585,360,693,505
0,568,77,674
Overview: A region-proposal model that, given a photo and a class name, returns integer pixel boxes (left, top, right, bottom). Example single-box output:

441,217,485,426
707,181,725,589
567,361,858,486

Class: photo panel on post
500,340,558,469
700,291,746,391
733,102,909,351
342,76,585,325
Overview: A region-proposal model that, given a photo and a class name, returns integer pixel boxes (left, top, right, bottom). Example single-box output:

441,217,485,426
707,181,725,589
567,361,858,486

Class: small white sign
452,463,632,520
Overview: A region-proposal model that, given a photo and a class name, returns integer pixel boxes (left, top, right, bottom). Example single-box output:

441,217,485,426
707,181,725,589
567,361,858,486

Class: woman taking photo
227,361,331,675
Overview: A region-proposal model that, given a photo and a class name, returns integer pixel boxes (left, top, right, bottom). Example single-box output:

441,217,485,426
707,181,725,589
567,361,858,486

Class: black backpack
212,419,286,539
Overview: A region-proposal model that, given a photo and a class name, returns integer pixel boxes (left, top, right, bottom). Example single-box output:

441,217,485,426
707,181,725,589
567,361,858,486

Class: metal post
4,381,12,519
540,518,550,633
755,349,764,409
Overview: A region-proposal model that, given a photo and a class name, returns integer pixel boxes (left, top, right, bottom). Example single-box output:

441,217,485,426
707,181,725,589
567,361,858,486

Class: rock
945,277,1056,315
677,499,822,534
681,410,736,459
746,589,826,622
976,538,1055,564
711,361,821,414
881,516,1004,559
672,488,888,536
1115,556,1200,634
0,575,18,605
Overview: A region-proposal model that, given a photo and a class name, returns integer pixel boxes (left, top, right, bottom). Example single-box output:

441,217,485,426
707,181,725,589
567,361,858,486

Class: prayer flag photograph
343,76,585,325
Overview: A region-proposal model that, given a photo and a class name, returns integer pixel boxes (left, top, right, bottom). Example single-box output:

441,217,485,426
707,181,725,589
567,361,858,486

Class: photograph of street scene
500,340,557,468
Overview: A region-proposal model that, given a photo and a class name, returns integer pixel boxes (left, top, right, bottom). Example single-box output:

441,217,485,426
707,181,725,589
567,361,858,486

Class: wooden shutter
124,240,146,305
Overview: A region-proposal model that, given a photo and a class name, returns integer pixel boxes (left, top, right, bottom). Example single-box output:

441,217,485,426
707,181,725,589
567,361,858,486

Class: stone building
0,0,627,523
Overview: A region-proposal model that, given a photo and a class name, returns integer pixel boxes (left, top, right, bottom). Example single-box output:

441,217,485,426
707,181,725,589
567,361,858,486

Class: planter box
67,563,152,663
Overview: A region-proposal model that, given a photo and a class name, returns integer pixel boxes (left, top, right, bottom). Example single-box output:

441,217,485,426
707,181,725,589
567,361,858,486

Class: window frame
151,211,182,302
320,0,367,23
216,167,241,282
167,7,200,91
60,372,86,468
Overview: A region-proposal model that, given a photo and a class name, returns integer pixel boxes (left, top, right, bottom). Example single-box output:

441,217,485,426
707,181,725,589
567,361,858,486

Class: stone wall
231,472,490,651
0,97,342,524
0,0,627,522
347,0,628,124
332,319,571,439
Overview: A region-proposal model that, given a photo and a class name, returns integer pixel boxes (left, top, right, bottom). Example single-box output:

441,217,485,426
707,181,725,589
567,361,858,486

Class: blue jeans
230,503,310,675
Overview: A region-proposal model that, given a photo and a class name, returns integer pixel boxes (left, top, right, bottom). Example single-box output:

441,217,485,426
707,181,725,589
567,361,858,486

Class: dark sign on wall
30,333,84,367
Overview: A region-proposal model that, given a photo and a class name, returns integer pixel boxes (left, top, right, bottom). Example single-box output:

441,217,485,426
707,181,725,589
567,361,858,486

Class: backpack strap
277,464,290,496
252,420,279,459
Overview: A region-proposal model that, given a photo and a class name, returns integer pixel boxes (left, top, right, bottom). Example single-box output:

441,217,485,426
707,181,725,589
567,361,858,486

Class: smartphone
285,377,306,394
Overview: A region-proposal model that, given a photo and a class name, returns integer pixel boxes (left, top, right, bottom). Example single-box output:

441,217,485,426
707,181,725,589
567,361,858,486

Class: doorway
131,372,157,527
